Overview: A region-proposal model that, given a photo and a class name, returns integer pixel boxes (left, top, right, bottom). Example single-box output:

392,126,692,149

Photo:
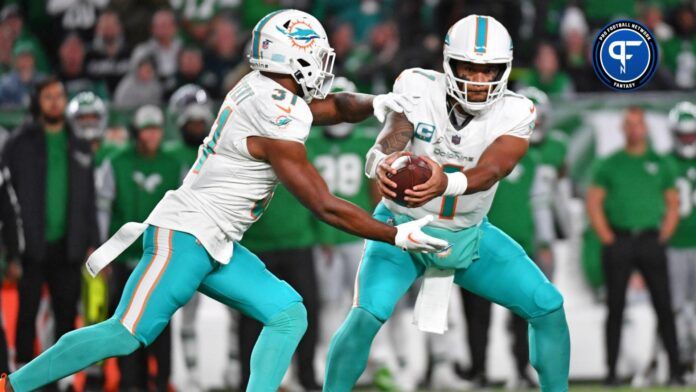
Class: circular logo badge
592,20,658,91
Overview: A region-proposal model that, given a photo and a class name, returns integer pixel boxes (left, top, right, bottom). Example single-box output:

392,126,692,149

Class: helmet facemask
73,112,106,141
290,45,335,103
66,92,107,142
443,57,510,114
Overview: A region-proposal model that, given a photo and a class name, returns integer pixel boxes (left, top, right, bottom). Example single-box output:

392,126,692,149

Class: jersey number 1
439,164,463,220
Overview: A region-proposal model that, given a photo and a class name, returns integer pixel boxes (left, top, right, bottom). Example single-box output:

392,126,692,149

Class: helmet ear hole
297,58,311,67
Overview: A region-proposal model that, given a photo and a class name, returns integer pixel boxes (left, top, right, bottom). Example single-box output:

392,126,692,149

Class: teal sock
324,307,383,392
528,306,570,392
9,318,140,392
248,302,308,392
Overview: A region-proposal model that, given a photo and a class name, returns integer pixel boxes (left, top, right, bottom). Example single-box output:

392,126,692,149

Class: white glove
394,215,450,253
373,93,418,123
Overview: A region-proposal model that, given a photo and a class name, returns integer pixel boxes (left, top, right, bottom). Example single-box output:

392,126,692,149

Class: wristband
443,171,468,196
365,148,387,179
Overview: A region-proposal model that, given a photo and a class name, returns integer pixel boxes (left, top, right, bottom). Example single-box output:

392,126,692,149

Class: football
386,156,433,206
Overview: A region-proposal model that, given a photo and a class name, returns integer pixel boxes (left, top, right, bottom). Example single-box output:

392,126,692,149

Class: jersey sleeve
499,95,537,139
240,92,313,144
392,68,438,125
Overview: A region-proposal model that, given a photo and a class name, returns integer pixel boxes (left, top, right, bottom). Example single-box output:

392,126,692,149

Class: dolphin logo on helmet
248,10,335,103
275,23,321,48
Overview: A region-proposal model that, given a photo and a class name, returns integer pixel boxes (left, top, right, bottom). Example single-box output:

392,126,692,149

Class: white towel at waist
413,267,455,334
85,222,148,277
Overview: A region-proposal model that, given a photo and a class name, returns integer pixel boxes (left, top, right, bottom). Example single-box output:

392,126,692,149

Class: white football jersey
146,71,313,263
383,68,536,230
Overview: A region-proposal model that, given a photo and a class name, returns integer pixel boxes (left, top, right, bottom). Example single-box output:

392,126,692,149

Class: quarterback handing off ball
386,156,432,206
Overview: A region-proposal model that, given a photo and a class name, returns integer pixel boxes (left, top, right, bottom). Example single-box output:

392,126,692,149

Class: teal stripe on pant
9,226,307,392
112,226,304,345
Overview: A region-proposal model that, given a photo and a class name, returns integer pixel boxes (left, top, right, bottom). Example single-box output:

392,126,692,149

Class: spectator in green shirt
518,42,574,98
587,106,684,386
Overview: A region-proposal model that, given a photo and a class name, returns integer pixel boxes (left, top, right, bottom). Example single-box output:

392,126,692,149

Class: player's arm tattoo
309,92,374,125
374,111,414,154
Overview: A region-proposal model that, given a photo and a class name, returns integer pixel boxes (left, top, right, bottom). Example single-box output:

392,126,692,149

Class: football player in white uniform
324,15,570,392
1,10,449,392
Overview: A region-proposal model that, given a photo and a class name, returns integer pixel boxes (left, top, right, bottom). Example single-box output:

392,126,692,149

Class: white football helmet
443,15,513,114
66,91,107,142
668,101,696,159
248,9,335,103
518,86,549,144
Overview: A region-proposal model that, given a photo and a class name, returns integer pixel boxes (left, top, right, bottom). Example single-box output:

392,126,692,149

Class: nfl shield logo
262,39,271,49
452,134,461,145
